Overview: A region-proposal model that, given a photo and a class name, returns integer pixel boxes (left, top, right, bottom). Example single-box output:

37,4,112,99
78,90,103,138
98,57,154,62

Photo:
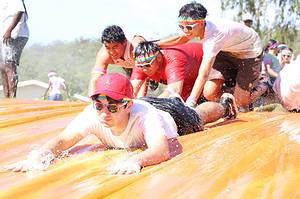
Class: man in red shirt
131,42,203,101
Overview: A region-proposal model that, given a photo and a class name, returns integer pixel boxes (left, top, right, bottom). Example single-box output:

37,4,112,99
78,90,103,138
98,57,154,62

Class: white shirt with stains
65,99,178,149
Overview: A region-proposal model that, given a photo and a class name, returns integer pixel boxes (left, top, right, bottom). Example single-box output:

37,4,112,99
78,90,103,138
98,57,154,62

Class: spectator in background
242,14,253,28
255,58,300,113
263,39,281,84
276,43,288,64
44,71,69,101
0,0,29,98
280,47,293,68
249,40,281,109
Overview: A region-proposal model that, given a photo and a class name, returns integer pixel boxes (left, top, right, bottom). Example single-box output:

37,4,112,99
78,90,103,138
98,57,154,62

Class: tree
221,0,300,51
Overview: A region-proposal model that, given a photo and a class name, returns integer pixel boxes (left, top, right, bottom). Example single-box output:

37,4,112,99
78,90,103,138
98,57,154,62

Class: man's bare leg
194,93,238,124
0,63,10,98
234,84,251,108
6,63,18,97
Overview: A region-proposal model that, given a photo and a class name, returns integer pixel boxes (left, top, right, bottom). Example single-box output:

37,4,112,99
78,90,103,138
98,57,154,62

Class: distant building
0,80,48,99
0,80,88,101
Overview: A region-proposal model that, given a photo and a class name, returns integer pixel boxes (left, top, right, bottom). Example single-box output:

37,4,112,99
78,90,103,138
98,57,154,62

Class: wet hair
101,25,126,44
134,41,161,58
179,2,207,19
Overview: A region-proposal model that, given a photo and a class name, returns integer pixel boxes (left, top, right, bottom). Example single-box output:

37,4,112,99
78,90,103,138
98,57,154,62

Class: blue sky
25,0,222,46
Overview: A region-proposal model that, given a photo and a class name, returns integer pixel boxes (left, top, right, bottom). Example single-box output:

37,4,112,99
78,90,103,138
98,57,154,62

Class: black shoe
220,93,238,119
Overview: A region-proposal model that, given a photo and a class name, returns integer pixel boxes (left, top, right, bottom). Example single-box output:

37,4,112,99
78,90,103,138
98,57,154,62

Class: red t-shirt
131,42,203,100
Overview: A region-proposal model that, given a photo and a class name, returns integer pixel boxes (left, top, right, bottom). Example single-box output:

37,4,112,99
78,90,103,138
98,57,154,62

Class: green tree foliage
221,0,300,51
19,38,129,98
19,38,100,96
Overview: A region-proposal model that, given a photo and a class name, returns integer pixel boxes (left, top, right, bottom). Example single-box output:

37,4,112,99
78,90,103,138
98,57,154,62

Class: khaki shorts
0,37,28,65
208,51,262,91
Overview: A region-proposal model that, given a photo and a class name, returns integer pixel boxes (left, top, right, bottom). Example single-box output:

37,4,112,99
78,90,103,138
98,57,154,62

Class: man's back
49,76,65,95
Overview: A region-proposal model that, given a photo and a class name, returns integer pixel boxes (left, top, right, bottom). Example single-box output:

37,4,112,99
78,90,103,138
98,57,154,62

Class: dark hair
179,2,207,19
134,41,161,58
264,39,277,52
101,25,126,44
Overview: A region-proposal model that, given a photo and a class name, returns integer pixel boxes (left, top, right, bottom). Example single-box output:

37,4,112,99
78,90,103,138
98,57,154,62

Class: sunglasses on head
178,23,198,31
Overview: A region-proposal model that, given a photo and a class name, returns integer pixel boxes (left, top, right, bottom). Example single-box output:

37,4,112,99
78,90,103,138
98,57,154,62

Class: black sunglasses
93,101,128,113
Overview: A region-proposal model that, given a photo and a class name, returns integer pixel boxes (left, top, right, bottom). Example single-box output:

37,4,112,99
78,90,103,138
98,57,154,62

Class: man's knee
203,80,224,101
234,85,251,107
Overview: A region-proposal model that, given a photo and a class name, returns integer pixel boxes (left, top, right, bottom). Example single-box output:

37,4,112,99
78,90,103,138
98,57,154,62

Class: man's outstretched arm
5,113,90,172
155,35,190,48
89,47,111,96
108,133,173,175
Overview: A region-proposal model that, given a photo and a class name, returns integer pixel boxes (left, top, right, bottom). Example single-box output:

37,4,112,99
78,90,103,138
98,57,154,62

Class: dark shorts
289,109,300,113
0,37,28,65
208,51,262,91
140,96,203,136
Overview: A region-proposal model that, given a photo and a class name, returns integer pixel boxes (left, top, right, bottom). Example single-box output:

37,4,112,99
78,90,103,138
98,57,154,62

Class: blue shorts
48,94,63,101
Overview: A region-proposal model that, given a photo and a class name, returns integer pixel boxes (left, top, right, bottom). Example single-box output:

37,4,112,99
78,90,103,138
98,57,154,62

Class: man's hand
108,157,141,175
5,160,31,172
4,150,55,172
3,31,12,45
185,96,197,108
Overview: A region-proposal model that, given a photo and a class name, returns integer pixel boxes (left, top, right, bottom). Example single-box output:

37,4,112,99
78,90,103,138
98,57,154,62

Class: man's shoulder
131,99,160,115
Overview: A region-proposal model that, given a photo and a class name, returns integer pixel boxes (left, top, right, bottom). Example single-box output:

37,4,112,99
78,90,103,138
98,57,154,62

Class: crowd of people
4,2,300,174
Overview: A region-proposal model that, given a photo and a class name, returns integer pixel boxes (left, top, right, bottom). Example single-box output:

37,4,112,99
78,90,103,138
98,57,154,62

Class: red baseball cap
90,73,134,100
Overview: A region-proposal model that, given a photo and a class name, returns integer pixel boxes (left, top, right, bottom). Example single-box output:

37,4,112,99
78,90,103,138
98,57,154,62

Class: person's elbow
158,142,172,162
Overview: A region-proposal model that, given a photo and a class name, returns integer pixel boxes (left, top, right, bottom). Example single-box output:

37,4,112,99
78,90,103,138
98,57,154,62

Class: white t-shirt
49,76,66,95
202,19,262,59
273,61,300,110
65,100,178,149
0,0,29,38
